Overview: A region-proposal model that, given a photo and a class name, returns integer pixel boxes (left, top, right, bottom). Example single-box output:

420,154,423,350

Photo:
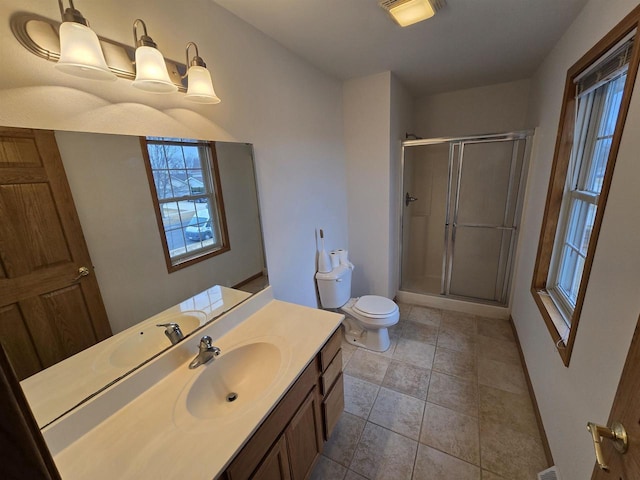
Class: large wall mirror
0,127,267,428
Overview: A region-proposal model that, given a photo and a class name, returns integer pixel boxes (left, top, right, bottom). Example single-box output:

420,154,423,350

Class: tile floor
310,303,549,480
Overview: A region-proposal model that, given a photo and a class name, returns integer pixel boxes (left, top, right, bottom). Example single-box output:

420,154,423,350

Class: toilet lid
353,295,398,318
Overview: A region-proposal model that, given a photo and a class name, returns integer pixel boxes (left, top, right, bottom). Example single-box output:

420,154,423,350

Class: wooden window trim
531,5,640,367
140,138,230,273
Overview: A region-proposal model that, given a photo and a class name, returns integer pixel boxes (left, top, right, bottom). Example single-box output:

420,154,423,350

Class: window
141,137,230,272
531,12,640,366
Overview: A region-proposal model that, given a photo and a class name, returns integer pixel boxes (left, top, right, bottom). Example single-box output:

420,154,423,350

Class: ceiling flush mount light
132,19,177,93
379,0,446,27
184,42,221,104
54,0,116,80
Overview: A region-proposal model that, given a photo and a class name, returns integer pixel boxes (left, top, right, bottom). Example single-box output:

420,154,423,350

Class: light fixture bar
10,12,189,92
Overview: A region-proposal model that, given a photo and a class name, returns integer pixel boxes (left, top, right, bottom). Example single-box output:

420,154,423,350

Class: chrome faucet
189,336,221,369
156,322,184,345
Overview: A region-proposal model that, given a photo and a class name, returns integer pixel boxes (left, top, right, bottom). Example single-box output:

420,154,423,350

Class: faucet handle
199,335,213,349
156,323,184,345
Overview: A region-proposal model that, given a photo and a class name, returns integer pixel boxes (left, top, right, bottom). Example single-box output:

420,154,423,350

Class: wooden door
0,127,111,380
252,436,292,480
285,387,323,480
591,315,640,478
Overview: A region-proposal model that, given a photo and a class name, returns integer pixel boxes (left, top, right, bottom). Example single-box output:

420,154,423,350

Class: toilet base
342,317,391,352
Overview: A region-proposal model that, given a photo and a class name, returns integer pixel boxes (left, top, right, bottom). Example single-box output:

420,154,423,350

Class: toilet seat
353,295,398,318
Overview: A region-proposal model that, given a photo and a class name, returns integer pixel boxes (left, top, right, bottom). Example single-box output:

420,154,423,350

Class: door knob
586,421,628,471
72,266,90,282
405,192,418,206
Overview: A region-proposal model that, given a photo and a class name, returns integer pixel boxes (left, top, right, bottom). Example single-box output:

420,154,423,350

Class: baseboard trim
509,316,554,467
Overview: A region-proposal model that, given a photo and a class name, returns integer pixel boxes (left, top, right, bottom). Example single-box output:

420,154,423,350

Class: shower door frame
399,130,533,306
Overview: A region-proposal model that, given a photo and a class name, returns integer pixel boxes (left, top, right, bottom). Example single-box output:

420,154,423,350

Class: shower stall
400,131,532,306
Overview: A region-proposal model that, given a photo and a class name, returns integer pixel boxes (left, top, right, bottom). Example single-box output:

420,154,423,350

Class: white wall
343,72,392,297
414,79,531,138
511,1,640,478
0,0,347,314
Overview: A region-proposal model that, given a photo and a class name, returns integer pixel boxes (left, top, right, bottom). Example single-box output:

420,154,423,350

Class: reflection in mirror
0,128,267,427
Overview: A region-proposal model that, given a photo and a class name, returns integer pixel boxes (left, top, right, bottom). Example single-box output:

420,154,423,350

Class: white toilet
316,264,399,352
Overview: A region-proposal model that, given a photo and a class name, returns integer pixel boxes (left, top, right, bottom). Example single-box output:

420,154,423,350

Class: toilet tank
315,264,352,308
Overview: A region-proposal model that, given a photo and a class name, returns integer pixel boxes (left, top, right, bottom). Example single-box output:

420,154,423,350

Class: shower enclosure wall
400,131,532,306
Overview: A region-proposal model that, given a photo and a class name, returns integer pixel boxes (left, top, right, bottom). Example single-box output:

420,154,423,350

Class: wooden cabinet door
252,436,291,480
285,386,323,480
0,127,111,380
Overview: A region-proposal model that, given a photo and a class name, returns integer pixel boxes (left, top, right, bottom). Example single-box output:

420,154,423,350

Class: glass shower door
444,138,527,303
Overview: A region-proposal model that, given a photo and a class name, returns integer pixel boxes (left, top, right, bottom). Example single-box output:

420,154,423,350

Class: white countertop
47,290,343,480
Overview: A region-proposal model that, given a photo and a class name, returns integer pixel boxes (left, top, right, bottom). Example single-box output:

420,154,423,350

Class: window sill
530,287,573,366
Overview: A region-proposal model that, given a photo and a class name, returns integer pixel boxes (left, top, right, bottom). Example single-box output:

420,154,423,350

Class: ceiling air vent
379,0,446,27
538,466,560,480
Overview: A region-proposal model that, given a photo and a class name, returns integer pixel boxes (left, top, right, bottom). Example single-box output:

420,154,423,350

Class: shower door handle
405,192,418,206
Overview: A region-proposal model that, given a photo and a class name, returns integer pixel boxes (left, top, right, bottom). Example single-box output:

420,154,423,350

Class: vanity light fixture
132,19,177,93
379,0,446,27
184,42,221,104
54,0,116,80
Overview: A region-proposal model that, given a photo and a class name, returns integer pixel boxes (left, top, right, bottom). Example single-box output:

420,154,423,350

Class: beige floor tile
432,347,477,381
477,335,520,365
413,444,481,480
341,341,358,369
420,402,480,466
344,470,367,480
478,357,526,395
427,371,478,417
350,422,418,480
481,471,506,480
479,385,539,438
393,337,436,369
381,359,431,399
480,420,548,479
437,328,477,355
401,321,439,345
407,305,442,327
368,387,425,440
344,374,379,419
344,349,391,384
441,311,478,335
477,317,515,343
398,303,413,321
310,455,347,480
323,412,367,467
388,322,404,340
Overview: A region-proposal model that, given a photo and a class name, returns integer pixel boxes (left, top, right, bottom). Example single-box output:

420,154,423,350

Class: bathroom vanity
40,287,344,480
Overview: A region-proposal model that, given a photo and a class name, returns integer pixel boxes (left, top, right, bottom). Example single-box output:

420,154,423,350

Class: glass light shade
389,0,435,27
132,45,177,93
55,22,116,81
185,65,221,104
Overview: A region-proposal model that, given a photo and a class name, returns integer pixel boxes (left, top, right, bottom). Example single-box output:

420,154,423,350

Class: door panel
592,317,640,479
0,127,111,380
445,138,524,303
449,227,512,301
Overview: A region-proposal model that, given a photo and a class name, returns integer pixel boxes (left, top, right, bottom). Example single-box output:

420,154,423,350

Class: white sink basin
182,341,284,421
95,311,206,371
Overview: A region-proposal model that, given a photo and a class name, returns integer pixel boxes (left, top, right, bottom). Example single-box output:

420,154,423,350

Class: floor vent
538,466,560,480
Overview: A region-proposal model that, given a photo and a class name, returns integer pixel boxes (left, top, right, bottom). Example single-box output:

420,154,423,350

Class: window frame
140,137,230,273
531,8,640,367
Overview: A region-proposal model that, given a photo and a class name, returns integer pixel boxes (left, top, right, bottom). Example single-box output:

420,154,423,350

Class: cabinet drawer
320,349,341,396
319,327,342,372
322,373,344,440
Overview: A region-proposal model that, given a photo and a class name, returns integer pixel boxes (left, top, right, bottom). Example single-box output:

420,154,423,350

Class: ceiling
213,0,590,97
